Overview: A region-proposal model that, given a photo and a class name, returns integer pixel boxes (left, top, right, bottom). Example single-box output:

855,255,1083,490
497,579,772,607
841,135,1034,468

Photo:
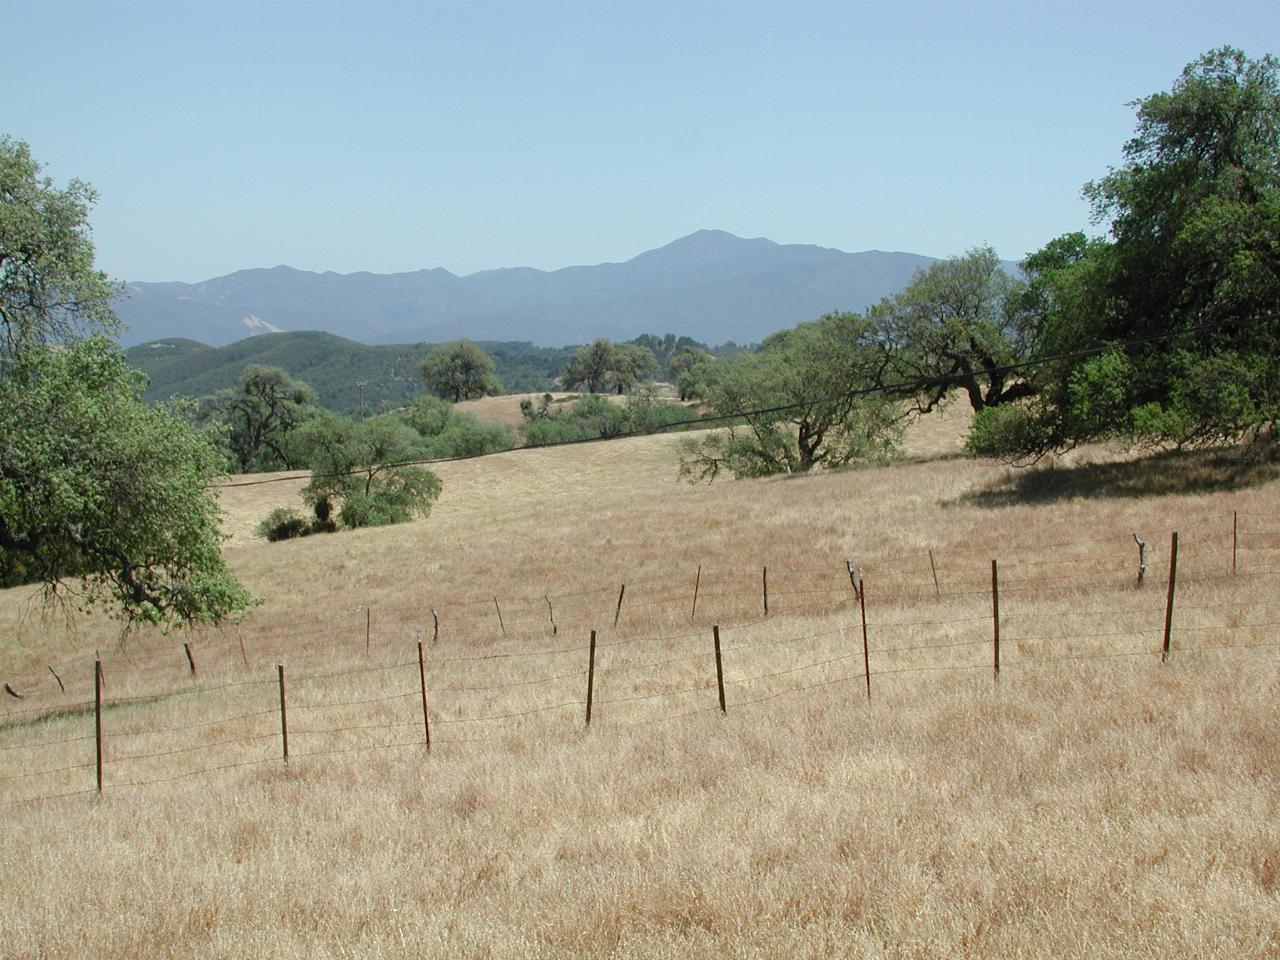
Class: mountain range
114,230,940,348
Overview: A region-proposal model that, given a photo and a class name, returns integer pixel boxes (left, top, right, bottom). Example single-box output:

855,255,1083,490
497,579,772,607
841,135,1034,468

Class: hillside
114,230,939,347
127,332,575,414
3,407,1278,958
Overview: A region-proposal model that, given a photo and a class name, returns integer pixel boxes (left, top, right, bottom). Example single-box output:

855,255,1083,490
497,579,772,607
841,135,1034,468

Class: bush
255,507,311,542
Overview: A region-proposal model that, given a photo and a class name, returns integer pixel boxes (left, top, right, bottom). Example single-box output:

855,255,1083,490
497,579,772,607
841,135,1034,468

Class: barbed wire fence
2,509,1277,807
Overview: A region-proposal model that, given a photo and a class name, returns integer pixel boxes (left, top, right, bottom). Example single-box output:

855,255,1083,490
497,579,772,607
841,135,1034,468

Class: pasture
2,403,1278,958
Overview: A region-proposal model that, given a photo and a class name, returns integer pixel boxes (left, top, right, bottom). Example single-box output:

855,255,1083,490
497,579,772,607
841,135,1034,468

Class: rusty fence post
991,559,1000,683
94,658,103,794
277,664,289,765
417,639,431,750
613,584,626,628
585,630,598,727
691,564,702,621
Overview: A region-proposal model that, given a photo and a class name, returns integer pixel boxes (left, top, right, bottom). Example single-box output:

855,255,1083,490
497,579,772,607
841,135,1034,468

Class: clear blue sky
2,1,1276,282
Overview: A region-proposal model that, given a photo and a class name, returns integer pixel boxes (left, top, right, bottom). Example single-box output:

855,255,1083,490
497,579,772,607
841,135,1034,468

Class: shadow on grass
959,442,1280,508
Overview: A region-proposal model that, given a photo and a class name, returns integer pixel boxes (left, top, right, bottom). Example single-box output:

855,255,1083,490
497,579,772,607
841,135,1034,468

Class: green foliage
518,390,691,446
291,413,441,530
679,313,902,481
255,506,310,542
560,339,659,394
127,334,578,417
420,340,503,402
397,393,515,459
0,136,119,363
987,47,1280,459
200,365,316,472
869,245,1031,416
0,338,255,625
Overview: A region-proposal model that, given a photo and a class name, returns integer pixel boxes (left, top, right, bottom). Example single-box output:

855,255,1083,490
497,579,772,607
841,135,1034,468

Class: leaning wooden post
1232,511,1238,575
762,566,769,617
613,584,626,628
417,639,431,750
431,608,439,644
494,598,506,636
928,550,941,600
94,658,103,794
585,630,598,727
545,594,557,634
858,572,871,701
713,625,726,714
183,642,196,675
691,564,702,621
1134,534,1147,586
1162,531,1179,663
990,560,1001,682
276,664,289,765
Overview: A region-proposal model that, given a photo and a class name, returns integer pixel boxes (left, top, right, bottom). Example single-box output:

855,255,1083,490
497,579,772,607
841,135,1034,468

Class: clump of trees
420,340,503,402
0,136,254,627
678,313,902,480
519,389,692,446
967,47,1280,461
200,365,316,472
561,339,658,394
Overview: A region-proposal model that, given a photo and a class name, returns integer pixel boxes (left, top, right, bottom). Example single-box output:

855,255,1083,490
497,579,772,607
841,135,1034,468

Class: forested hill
126,333,577,416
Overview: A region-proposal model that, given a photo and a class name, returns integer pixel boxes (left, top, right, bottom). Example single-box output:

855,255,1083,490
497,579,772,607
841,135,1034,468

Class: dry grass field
2,400,1279,958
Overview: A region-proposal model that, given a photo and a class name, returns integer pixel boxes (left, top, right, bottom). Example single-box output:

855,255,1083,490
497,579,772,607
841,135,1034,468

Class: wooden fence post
858,573,870,701
431,608,439,644
691,564,701,621
929,550,941,600
237,626,250,667
48,665,65,693
277,664,289,765
1232,511,1238,575
366,607,371,654
545,594,557,634
713,625,726,714
991,560,1000,682
417,639,431,750
613,584,626,628
494,598,506,636
1134,534,1147,586
762,566,769,617
94,658,103,794
183,642,196,675
585,630,598,727
1163,531,1179,663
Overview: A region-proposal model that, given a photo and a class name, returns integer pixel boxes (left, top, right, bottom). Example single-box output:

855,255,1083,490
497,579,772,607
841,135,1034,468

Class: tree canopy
0,136,118,364
0,137,253,627
421,340,502,402
560,339,658,394
678,313,901,480
969,47,1280,460
200,364,316,472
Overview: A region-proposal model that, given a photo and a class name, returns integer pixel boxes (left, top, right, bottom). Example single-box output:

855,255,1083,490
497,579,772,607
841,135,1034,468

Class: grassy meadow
2,399,1278,958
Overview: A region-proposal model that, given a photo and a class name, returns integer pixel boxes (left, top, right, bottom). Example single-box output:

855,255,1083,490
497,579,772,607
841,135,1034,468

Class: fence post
48,665,65,693
494,598,506,636
94,658,103,794
1134,534,1147,586
431,608,439,644
691,564,701,621
1232,511,1238,575
1162,531,1179,663
613,584,626,628
277,664,289,765
585,629,597,727
545,594,557,634
183,642,196,675
762,566,769,617
366,607,371,654
929,550,941,600
858,572,870,701
237,626,250,667
713,625,726,714
417,639,431,750
991,560,1000,682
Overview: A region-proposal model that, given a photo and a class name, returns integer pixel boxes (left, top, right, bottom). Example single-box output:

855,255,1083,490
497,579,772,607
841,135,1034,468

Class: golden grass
2,400,1279,958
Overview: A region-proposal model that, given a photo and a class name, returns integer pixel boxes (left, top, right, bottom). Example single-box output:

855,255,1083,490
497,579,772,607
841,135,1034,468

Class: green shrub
255,507,310,542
